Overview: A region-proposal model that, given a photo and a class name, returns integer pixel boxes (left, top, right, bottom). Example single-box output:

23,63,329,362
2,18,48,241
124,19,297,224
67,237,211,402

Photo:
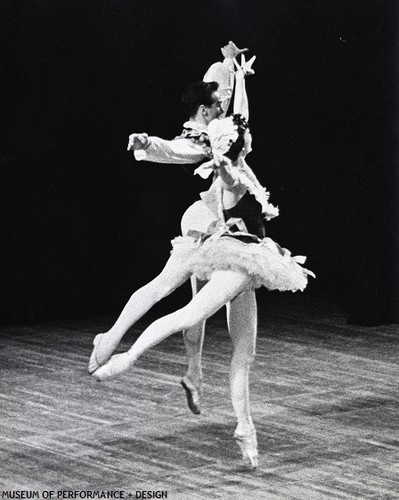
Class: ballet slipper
234,425,258,469
180,376,203,415
92,352,134,381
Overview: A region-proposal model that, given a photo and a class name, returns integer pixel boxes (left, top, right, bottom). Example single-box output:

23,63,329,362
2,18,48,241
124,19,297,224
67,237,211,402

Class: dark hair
224,114,249,162
181,81,219,118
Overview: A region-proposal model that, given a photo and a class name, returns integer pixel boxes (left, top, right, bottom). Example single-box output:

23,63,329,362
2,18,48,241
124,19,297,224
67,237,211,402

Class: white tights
94,251,193,366
124,269,257,432
97,252,257,431
126,269,252,357
183,280,257,429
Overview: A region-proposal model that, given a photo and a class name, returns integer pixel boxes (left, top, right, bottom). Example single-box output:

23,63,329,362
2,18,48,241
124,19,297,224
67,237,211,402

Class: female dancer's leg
88,251,193,373
92,270,252,380
227,289,258,468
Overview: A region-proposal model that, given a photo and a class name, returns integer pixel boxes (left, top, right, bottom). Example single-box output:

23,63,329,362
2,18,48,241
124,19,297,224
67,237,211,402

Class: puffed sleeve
203,58,235,116
134,136,209,164
203,55,251,120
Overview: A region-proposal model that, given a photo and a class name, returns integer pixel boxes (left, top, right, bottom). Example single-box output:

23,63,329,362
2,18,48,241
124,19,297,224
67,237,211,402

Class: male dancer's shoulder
175,126,211,156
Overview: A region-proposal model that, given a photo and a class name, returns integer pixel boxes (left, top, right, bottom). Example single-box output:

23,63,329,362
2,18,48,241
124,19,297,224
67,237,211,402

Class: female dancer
90,114,314,468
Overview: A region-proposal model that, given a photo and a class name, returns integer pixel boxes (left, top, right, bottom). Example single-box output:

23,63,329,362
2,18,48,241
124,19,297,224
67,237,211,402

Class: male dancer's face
204,91,224,123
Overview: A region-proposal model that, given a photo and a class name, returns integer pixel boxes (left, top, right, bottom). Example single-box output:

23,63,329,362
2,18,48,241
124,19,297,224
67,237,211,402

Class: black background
1,0,398,325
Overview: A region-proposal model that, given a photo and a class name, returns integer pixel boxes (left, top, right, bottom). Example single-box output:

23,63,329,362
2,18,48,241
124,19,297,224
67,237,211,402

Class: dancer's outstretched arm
93,269,252,380
127,133,209,164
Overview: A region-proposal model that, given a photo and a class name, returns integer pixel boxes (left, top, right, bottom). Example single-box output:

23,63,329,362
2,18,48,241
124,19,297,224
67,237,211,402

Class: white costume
171,116,314,292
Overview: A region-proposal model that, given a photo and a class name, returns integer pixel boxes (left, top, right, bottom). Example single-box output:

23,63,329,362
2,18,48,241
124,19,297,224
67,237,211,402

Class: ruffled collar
182,121,209,133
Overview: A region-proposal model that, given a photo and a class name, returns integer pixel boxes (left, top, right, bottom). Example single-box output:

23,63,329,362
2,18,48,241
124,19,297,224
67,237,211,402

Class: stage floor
0,295,398,499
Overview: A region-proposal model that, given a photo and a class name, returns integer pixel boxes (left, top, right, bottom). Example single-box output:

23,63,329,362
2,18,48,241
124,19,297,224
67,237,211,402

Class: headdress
194,114,247,178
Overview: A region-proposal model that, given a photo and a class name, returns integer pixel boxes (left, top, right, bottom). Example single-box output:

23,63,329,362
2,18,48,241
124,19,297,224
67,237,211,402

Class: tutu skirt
171,234,315,292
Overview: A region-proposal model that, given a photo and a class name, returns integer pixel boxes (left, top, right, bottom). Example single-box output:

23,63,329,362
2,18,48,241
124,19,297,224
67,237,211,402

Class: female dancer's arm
213,156,248,210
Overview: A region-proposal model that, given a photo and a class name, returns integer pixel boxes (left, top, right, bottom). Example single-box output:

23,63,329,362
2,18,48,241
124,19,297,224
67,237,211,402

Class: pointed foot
234,425,258,469
92,352,133,381
181,376,202,415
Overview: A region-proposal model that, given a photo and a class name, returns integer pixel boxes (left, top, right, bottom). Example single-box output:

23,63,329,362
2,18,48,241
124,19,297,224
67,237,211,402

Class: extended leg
89,251,192,372
227,289,258,468
93,270,252,380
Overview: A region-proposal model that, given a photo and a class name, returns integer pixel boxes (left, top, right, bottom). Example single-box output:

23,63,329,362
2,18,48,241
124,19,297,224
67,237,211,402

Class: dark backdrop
1,0,398,325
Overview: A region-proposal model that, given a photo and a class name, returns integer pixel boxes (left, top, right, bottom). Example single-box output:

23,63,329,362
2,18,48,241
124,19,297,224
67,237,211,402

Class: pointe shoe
88,334,104,374
92,352,134,381
234,427,258,469
88,333,121,374
180,376,202,415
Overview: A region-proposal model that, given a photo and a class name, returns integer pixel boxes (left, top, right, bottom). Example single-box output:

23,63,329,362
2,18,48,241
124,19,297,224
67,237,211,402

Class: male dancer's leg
181,276,207,414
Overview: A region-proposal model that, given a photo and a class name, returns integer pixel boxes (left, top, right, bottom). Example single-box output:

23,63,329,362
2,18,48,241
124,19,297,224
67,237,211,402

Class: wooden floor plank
0,295,398,498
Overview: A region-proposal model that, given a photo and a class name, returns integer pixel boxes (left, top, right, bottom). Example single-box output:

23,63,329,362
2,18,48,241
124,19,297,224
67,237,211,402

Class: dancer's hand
127,133,149,151
221,41,248,59
213,155,238,187
213,155,231,171
233,54,256,76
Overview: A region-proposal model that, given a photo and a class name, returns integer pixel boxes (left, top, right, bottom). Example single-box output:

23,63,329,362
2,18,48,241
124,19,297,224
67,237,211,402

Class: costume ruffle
171,234,315,292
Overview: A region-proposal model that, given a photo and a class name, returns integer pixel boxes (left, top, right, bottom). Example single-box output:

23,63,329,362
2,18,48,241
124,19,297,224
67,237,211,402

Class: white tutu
171,234,315,292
